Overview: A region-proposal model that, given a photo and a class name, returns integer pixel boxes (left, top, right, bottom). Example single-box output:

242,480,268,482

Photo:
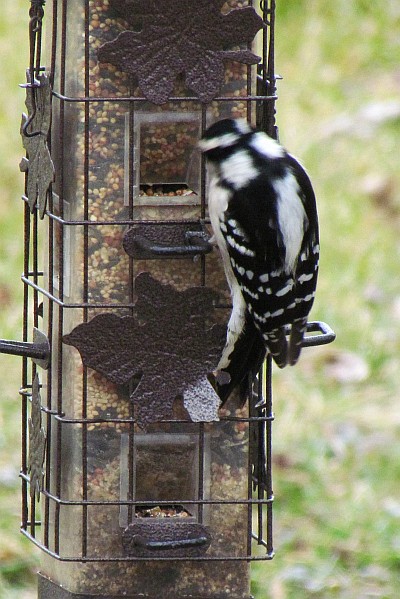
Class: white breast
208,176,247,370
208,177,237,291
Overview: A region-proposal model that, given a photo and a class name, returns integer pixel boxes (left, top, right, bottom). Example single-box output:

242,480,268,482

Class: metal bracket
130,534,210,551
131,233,212,257
122,519,212,558
301,321,336,348
123,222,213,259
0,327,50,369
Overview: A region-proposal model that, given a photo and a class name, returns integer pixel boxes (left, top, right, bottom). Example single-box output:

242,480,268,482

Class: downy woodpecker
199,119,319,404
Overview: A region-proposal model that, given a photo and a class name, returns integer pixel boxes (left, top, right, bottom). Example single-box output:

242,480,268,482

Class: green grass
251,1,400,597
0,3,38,599
1,1,400,598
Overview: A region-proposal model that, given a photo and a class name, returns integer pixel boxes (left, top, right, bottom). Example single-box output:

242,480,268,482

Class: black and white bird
199,118,319,404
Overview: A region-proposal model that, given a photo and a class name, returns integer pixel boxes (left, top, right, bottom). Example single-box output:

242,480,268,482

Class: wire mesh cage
0,1,335,597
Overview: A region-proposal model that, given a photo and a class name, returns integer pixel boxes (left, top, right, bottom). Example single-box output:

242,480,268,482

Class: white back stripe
273,173,307,273
249,132,285,159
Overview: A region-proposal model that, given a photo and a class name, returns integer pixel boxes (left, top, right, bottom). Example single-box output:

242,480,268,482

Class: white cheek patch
199,132,240,152
273,173,307,273
220,149,259,190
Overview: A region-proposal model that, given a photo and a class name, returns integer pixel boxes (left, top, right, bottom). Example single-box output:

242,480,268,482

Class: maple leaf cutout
98,0,264,104
20,73,55,219
63,273,226,427
28,374,47,501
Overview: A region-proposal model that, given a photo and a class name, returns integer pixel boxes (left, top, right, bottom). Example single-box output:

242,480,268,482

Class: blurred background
1,1,399,597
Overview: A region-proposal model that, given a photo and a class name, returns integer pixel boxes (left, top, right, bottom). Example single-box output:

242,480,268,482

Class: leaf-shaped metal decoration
63,273,226,427
98,0,264,104
28,374,47,501
20,72,55,219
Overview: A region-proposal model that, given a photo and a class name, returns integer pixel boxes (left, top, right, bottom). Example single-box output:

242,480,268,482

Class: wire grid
20,0,276,565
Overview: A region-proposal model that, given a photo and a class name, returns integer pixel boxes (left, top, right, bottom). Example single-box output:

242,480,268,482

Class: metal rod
127,90,136,526
51,414,274,424
130,535,209,551
22,529,275,561
53,0,68,558
19,477,273,506
0,338,49,360
197,423,205,524
51,90,278,104
301,320,336,347
265,353,274,557
247,375,254,556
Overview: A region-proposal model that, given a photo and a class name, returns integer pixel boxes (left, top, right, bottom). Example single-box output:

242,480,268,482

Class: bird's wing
221,169,318,366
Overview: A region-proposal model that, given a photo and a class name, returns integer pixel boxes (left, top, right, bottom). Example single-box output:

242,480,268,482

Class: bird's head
198,118,254,161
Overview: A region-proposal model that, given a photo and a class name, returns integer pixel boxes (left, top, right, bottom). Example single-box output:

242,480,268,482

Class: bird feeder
1,1,335,598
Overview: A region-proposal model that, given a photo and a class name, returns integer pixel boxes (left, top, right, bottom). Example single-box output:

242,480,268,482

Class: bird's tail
214,311,266,406
213,316,308,405
288,317,308,365
264,326,288,368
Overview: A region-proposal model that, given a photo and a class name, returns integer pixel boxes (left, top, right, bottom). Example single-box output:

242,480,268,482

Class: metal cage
0,1,335,597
